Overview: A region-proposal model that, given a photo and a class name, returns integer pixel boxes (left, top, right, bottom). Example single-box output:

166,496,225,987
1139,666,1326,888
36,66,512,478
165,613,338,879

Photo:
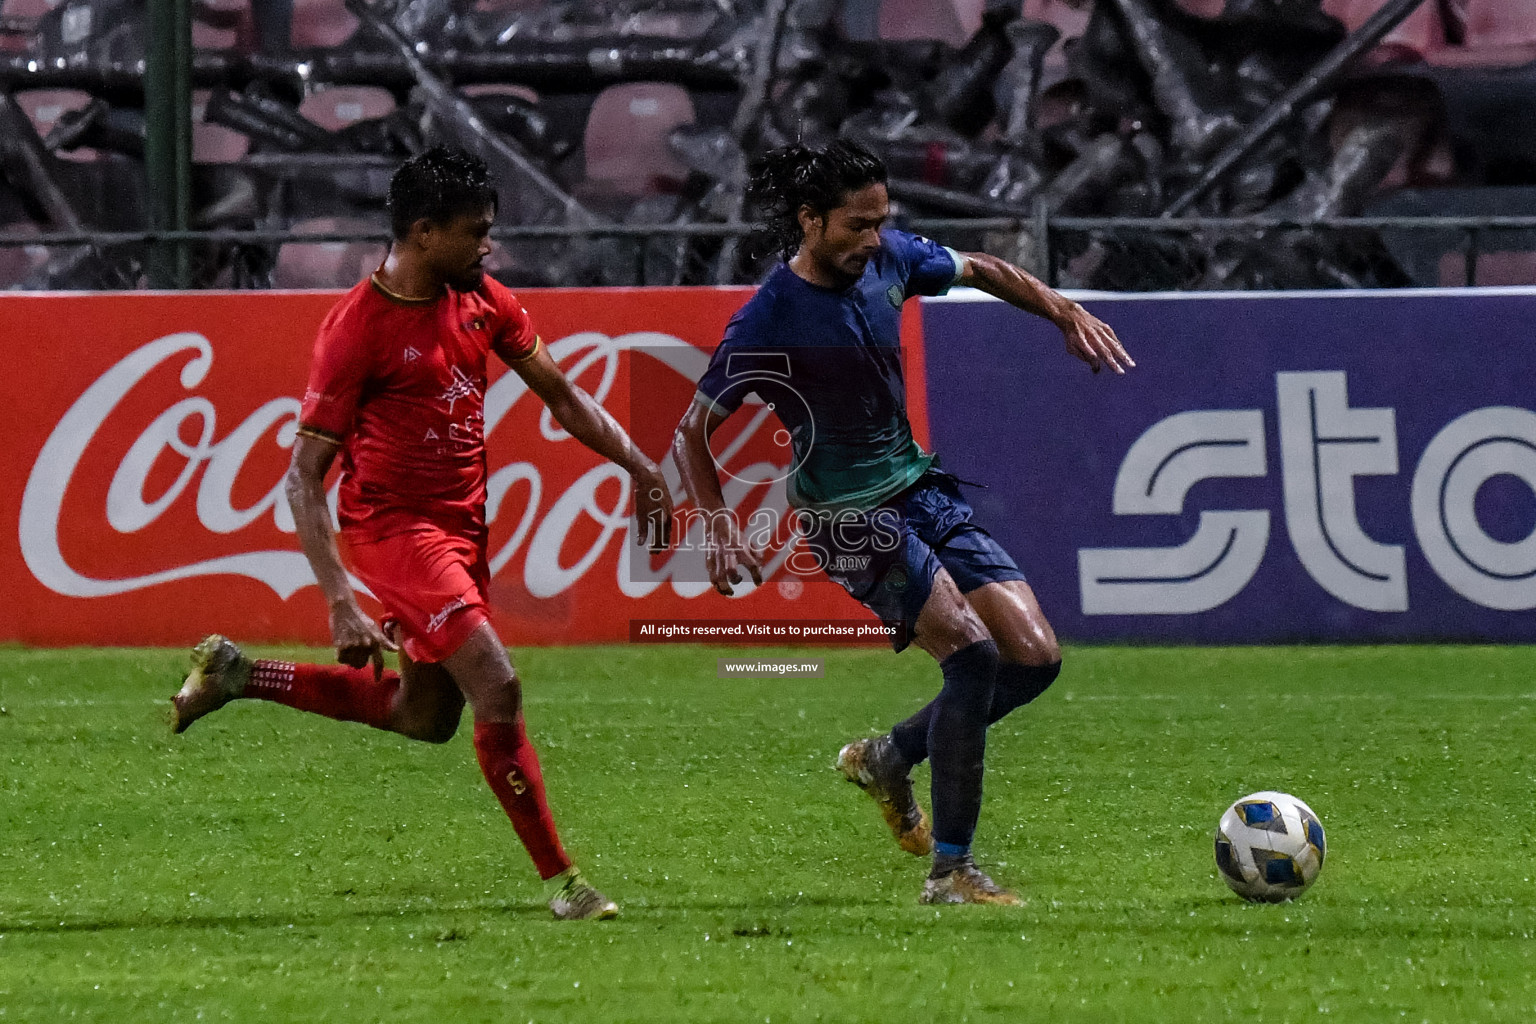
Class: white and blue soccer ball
1214,791,1326,902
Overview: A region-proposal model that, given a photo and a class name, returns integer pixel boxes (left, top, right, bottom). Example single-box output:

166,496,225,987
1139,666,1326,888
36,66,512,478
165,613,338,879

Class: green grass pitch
1,643,1533,1022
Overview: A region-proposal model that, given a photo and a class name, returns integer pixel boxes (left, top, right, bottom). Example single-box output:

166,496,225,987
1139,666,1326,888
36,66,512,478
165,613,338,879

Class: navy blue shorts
798,468,1027,652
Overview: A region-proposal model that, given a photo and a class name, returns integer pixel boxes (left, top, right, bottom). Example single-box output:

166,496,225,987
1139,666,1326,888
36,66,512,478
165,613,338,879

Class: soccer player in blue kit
671,140,1132,904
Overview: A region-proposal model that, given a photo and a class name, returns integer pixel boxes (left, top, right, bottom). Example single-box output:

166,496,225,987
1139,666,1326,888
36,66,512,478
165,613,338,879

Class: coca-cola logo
19,330,802,602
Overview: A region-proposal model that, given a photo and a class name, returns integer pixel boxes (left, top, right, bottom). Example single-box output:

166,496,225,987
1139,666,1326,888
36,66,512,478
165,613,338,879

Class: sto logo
1079,372,1536,615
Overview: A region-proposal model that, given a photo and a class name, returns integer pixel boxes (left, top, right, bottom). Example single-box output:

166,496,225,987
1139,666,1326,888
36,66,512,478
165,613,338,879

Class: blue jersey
695,229,965,510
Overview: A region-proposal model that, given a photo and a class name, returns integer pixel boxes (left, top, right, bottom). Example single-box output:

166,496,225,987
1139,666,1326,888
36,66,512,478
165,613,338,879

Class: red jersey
299,275,540,541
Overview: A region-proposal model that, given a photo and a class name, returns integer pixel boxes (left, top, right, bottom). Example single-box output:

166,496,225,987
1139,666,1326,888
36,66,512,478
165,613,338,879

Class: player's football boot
835,735,933,856
171,634,252,734
547,868,619,921
919,858,1022,906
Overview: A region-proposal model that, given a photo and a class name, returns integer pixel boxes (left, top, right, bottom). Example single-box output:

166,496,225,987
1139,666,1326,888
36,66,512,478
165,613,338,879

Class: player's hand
705,512,764,596
633,466,674,552
1057,303,1133,375
329,599,396,682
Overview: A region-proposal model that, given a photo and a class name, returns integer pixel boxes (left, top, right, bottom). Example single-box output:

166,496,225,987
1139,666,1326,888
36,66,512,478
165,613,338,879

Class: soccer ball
1214,791,1326,902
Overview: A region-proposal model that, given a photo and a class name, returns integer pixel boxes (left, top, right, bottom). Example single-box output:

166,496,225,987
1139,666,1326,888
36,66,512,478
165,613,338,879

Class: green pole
145,0,192,288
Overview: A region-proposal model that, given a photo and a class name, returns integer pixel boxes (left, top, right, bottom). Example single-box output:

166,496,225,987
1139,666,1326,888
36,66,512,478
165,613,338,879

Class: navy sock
926,639,999,850
989,659,1061,720
890,659,1061,767
932,841,972,877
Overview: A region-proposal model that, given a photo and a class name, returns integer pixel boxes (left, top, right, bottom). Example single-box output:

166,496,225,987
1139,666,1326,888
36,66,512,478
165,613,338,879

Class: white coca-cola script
20,330,797,602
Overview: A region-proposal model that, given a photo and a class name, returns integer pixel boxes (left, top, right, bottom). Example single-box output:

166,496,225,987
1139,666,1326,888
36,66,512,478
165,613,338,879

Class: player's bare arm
671,400,763,596
513,344,674,551
957,251,1134,375
284,431,396,678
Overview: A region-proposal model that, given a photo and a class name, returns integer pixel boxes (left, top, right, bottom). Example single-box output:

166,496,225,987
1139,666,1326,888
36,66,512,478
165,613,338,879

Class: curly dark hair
387,145,498,240
745,139,888,260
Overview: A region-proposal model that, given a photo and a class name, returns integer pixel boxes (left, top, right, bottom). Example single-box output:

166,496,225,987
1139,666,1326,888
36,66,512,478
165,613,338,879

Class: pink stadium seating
460,82,541,104
1439,250,1536,287
877,0,983,47
192,0,252,51
191,90,250,164
1174,0,1226,18
1021,0,1090,36
0,221,47,290
297,85,396,131
274,217,386,290
1322,0,1445,64
14,88,95,161
1020,0,1090,82
1461,0,1536,49
582,83,695,197
1426,0,1536,67
290,0,357,48
0,0,52,52
471,0,544,11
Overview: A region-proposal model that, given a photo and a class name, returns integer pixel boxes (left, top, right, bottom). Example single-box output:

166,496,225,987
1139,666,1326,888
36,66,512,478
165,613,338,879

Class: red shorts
343,527,491,663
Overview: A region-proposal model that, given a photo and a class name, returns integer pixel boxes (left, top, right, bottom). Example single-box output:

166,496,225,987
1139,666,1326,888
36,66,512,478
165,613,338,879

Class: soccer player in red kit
170,146,672,920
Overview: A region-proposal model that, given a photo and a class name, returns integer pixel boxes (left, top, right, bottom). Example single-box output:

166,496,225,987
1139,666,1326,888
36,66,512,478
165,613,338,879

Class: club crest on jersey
887,284,904,308
439,366,481,414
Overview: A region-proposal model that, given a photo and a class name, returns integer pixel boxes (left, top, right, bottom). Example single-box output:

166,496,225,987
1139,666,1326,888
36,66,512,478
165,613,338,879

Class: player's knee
999,631,1060,667
421,703,464,744
991,658,1062,719
1036,636,1062,666
393,682,466,743
465,672,522,722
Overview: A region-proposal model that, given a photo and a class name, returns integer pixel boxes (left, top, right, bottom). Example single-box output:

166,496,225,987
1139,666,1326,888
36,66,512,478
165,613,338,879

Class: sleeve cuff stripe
693,390,730,416
296,424,343,444
944,246,966,285
504,335,541,363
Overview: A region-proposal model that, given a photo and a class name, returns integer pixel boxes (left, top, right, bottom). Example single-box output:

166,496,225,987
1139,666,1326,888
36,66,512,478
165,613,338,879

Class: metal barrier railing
2,215,1534,289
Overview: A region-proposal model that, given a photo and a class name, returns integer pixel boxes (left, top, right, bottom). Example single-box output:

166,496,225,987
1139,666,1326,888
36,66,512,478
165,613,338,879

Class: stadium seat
296,85,396,132
191,89,249,164
1425,0,1536,68
877,0,983,47
1020,0,1090,81
471,0,545,11
581,83,695,198
0,0,53,52
0,221,47,290
1461,0,1536,49
290,0,356,48
1322,0,1444,64
273,217,386,290
192,0,252,51
1173,0,1226,18
14,88,95,161
1439,250,1536,287
461,82,540,104
1021,0,1090,36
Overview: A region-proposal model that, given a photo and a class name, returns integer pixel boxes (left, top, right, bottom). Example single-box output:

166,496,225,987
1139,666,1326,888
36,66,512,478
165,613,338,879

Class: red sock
245,660,399,731
473,717,573,880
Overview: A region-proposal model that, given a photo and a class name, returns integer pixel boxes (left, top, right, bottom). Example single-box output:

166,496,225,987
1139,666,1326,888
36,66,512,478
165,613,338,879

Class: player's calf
388,663,465,743
173,636,419,736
